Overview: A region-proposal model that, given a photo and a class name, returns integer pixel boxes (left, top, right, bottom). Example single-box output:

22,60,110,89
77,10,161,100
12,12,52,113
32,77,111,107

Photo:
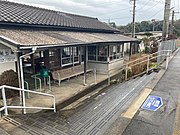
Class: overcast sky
8,0,180,25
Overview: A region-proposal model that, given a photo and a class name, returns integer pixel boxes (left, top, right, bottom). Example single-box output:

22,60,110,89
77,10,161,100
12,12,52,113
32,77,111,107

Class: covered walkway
9,72,110,114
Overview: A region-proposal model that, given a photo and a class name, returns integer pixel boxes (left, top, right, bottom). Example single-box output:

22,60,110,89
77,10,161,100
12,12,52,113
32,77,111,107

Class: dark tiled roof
0,1,119,32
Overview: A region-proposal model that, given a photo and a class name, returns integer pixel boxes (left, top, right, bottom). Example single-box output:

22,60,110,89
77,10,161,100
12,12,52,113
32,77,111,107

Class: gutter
19,40,138,50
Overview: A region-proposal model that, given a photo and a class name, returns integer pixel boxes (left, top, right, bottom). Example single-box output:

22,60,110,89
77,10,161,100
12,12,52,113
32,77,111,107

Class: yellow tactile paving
122,88,152,119
172,96,180,135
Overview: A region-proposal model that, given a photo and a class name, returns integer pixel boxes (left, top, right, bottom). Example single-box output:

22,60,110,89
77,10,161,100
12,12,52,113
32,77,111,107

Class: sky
7,0,180,26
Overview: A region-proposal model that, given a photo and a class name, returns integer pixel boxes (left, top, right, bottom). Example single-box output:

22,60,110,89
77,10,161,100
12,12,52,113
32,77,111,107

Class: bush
129,54,148,76
0,70,19,98
150,63,159,69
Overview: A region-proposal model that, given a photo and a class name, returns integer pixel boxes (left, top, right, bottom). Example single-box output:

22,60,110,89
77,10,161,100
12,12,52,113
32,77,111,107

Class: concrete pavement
0,73,156,135
122,49,180,135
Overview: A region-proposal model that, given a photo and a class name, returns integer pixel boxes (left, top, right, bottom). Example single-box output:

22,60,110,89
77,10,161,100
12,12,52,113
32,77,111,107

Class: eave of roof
0,29,138,50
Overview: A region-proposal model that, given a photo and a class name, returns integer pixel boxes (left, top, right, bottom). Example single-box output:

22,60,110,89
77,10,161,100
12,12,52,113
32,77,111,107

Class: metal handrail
24,81,29,98
127,50,172,65
102,50,172,84
31,74,42,92
0,85,56,116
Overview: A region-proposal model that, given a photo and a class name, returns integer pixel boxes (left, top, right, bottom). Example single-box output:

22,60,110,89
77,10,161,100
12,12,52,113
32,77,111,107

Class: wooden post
16,52,22,88
57,49,60,68
147,55,150,74
129,43,132,56
30,54,35,74
122,44,124,57
125,64,128,80
60,48,62,69
107,45,110,85
43,50,50,69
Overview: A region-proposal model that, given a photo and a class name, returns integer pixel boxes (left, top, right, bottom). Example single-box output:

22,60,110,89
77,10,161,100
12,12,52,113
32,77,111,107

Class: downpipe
19,47,37,114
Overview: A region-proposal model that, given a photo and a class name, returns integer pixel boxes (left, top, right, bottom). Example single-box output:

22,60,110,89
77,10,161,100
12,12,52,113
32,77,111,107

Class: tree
117,20,163,33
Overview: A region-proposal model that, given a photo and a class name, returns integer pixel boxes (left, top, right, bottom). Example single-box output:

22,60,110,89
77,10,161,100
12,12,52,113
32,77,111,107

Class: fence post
24,81,30,98
58,73,61,87
147,55,150,74
2,87,8,116
125,64,128,80
53,97,56,113
22,89,26,114
39,78,42,92
108,70,110,85
34,76,37,90
94,68,97,84
48,76,51,92
166,52,170,70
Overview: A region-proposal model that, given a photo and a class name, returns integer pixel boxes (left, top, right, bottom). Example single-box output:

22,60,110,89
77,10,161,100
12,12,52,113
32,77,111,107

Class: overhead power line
98,8,130,17
147,7,164,20
100,17,131,21
136,0,151,11
137,2,160,12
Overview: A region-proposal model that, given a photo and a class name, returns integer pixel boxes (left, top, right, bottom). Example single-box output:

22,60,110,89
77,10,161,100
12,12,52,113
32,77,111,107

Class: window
98,46,108,61
73,47,79,63
62,47,79,66
88,46,108,62
88,45,123,62
88,46,96,61
109,45,123,61
49,49,60,68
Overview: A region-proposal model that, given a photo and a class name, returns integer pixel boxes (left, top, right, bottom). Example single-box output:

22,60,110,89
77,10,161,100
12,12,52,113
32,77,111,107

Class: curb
120,48,179,134
104,48,179,135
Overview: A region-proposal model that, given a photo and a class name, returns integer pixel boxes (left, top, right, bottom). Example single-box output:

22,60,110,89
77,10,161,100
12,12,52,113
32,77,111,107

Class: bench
52,64,93,86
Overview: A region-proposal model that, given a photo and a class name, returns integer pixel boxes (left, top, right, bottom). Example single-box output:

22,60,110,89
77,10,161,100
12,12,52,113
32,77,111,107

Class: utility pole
162,0,171,41
169,10,174,37
132,0,136,38
129,0,136,56
152,19,155,32
169,10,180,37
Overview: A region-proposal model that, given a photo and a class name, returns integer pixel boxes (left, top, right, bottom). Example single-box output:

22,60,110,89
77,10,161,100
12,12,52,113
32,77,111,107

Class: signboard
141,95,163,111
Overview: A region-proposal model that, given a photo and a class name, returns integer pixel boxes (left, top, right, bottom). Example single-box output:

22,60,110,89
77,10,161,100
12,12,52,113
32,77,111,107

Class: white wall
88,61,108,74
109,59,124,74
0,43,16,75
88,59,124,74
0,62,16,75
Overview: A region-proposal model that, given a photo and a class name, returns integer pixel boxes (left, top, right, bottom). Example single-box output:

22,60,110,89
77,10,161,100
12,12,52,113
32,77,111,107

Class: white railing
31,74,42,92
0,85,56,116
